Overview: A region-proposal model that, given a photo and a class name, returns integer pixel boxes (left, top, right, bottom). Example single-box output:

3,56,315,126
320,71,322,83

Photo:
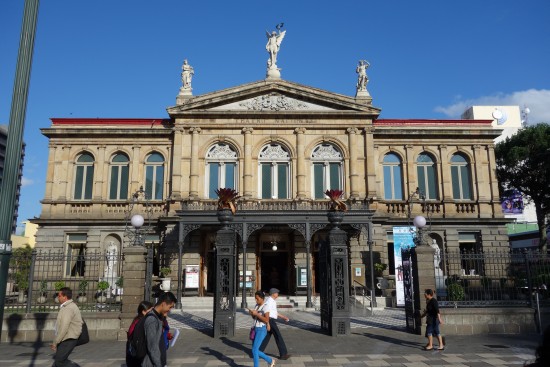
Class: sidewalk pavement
0,309,542,366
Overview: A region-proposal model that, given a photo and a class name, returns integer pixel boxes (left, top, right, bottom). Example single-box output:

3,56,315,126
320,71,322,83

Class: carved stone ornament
207,143,238,159
259,144,290,160
312,144,342,160
239,93,309,111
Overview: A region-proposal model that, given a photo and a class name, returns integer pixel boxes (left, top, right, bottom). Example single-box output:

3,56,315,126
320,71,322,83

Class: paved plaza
0,309,541,366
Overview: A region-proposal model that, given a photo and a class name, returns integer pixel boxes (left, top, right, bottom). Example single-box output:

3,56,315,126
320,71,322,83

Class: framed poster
393,226,415,306
185,265,200,288
296,266,307,287
239,270,254,288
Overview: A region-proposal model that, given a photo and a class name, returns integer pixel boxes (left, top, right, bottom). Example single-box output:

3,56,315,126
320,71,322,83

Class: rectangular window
65,234,87,277
225,163,235,190
426,165,436,200
74,166,84,200
120,165,129,200
460,166,471,199
383,166,392,200
329,163,341,190
451,166,460,199
314,163,324,199
393,166,403,199
261,164,271,199
145,165,154,199
154,166,164,200
277,164,288,198
85,166,94,199
109,166,119,200
209,163,220,199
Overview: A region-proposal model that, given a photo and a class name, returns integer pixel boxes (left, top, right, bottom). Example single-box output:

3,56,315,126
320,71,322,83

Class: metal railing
4,248,124,313
437,249,550,308
351,280,374,314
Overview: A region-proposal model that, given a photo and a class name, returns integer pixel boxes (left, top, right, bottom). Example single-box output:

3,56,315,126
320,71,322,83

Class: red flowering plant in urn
215,188,241,214
325,189,348,212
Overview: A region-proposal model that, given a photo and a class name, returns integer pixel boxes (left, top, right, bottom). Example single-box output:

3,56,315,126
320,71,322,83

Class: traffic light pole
0,0,40,338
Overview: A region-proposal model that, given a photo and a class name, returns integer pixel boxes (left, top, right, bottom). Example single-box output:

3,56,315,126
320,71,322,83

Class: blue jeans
252,326,273,367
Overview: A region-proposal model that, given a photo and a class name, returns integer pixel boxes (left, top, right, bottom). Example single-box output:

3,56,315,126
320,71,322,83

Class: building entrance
260,251,289,294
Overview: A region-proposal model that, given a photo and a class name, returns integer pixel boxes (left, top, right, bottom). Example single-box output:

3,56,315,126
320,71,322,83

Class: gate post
118,246,148,340
213,208,236,338
320,211,351,336
412,244,436,336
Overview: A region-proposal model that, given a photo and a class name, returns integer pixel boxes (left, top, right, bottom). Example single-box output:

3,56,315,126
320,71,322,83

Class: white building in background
461,105,537,225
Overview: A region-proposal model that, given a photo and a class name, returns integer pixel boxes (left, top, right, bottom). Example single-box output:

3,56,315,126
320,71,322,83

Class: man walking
259,288,290,360
51,287,83,367
142,291,177,367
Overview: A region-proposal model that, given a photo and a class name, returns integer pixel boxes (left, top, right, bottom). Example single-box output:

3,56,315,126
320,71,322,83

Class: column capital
294,127,306,134
96,145,106,150
364,126,375,134
346,127,359,135
189,127,202,134
242,127,254,134
438,144,448,150
405,144,414,150
172,127,186,134
473,144,482,150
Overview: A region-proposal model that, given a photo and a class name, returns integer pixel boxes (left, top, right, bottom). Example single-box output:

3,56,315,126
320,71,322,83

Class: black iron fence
4,248,124,313
437,249,550,308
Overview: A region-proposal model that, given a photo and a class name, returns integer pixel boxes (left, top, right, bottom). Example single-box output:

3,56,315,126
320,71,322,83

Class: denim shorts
425,320,440,337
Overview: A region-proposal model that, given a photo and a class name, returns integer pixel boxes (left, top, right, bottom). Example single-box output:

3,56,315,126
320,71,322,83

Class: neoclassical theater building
33,58,509,297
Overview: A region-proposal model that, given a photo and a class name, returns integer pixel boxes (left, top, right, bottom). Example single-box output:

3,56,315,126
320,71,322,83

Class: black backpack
129,312,154,359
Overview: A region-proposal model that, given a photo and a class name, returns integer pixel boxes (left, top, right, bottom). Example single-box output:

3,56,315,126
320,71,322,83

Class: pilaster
295,127,306,199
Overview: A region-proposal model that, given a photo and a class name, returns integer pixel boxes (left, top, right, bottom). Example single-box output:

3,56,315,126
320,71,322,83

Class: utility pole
0,0,40,338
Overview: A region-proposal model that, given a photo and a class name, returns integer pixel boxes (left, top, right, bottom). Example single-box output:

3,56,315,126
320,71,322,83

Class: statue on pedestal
431,239,443,276
179,59,194,96
355,60,371,98
265,23,286,79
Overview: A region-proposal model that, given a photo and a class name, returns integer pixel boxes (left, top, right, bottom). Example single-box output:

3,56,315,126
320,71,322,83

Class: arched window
311,143,343,199
145,152,164,200
383,153,403,200
206,143,238,199
109,153,129,200
73,152,94,200
258,144,290,199
451,153,472,200
416,152,438,200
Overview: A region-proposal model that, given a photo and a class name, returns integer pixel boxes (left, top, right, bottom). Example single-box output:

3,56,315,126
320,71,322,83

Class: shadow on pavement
358,330,424,350
201,346,243,367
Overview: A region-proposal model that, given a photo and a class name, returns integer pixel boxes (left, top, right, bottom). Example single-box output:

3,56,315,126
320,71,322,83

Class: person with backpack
141,292,177,367
126,300,153,367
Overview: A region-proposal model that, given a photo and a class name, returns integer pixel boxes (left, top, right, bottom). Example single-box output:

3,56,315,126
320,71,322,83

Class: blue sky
1,0,549,232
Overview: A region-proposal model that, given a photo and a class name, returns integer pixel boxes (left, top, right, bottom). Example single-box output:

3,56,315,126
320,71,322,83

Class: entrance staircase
179,295,315,311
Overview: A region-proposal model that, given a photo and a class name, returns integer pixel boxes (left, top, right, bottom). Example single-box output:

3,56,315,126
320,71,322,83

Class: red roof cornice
50,118,170,126
374,119,493,126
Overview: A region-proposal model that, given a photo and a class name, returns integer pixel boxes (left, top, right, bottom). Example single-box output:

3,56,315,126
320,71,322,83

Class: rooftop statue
265,23,286,79
179,59,194,96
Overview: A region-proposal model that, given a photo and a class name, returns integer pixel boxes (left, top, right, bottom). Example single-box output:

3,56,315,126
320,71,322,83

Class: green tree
495,123,550,252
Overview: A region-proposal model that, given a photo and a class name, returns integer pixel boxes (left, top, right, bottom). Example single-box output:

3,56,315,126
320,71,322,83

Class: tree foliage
495,123,550,251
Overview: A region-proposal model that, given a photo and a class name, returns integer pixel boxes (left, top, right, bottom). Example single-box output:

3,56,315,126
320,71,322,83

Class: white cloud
21,177,34,187
434,89,550,124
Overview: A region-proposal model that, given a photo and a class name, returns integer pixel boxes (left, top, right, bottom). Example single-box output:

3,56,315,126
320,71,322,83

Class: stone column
242,128,253,198
118,246,148,340
486,144,500,216
404,145,415,196
295,128,307,199
44,143,56,201
59,145,71,200
131,145,141,193
171,127,185,200
472,145,485,200
347,128,359,199
364,127,377,199
189,127,201,199
213,209,236,338
94,145,106,200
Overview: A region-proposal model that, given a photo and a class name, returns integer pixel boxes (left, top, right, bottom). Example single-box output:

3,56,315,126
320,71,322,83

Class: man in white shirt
259,288,290,360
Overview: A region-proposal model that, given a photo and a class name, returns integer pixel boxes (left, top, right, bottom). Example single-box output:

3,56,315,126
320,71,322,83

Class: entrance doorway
261,251,289,294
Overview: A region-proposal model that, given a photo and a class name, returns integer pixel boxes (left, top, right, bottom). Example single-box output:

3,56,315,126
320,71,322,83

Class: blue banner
393,226,415,306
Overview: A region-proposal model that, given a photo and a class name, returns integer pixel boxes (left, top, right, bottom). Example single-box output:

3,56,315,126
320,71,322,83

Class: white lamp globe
413,215,426,229
272,244,278,251
131,214,145,228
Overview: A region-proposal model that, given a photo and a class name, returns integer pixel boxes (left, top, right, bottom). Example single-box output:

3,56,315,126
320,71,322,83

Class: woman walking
126,300,154,367
248,291,276,367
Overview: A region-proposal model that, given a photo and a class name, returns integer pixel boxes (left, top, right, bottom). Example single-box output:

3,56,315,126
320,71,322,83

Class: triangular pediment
167,79,380,116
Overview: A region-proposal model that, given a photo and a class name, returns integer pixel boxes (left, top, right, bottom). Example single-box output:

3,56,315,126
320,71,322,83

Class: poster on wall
393,226,415,306
185,265,200,288
501,189,524,214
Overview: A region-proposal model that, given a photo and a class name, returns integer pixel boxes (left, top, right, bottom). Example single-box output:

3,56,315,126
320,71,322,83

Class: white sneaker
269,360,276,367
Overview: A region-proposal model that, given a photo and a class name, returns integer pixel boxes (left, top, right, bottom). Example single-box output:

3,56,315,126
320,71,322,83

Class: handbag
76,320,90,346
249,326,256,340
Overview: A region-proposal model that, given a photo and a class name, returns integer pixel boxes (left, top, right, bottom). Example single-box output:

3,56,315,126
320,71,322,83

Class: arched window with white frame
383,152,403,200
145,152,165,200
258,144,290,199
451,153,472,200
73,152,94,200
416,152,438,200
206,143,238,199
109,153,129,200
311,143,343,199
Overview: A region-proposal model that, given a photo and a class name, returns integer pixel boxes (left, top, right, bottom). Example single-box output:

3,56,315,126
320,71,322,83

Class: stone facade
32,79,508,297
